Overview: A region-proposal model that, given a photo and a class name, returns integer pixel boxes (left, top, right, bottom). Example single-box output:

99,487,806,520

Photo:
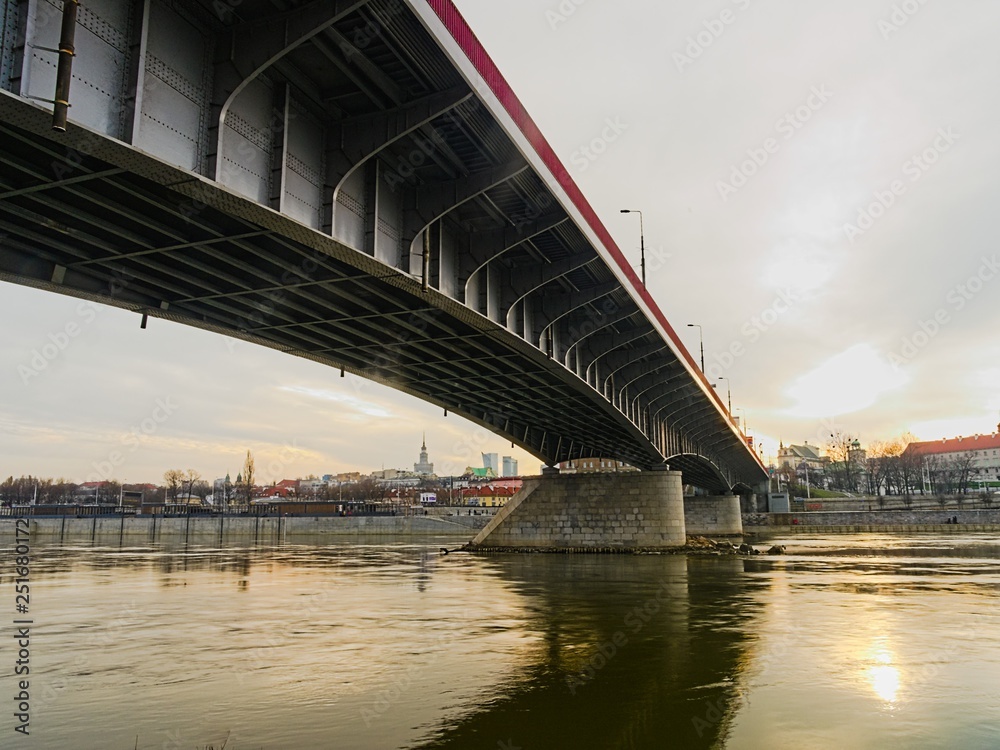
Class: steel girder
0,0,767,490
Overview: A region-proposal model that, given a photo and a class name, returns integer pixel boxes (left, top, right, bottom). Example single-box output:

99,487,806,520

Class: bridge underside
0,0,767,492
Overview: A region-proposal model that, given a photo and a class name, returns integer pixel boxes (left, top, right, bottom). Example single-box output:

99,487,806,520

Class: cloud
278,385,394,418
783,344,909,418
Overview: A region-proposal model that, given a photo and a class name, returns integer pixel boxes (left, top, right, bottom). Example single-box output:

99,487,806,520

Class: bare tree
341,477,382,503
192,480,212,502
241,450,255,506
866,439,903,498
897,434,925,496
952,451,977,495
163,469,184,502
927,454,962,498
827,431,861,493
183,469,202,503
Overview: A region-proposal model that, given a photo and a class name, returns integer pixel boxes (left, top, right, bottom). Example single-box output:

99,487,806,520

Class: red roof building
903,427,1000,489
461,483,519,507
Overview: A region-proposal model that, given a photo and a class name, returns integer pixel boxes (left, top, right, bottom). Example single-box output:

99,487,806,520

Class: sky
2,0,1000,484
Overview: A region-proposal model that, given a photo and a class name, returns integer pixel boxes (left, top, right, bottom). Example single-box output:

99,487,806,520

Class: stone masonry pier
470,471,686,550
683,495,743,536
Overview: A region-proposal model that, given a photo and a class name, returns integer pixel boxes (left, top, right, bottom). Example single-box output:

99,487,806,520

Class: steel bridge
0,0,766,491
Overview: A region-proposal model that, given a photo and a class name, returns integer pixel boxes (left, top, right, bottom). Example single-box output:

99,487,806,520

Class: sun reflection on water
867,647,900,703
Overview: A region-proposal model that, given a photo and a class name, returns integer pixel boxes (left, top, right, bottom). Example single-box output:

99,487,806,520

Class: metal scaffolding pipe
422,226,431,293
52,0,80,132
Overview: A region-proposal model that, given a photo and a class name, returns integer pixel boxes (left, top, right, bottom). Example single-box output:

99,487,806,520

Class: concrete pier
684,495,743,536
470,470,686,550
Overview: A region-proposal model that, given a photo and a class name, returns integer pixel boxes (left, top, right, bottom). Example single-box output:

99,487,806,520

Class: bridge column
683,495,743,537
470,470,685,551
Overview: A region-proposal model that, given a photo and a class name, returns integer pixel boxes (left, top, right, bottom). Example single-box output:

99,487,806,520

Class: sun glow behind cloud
784,344,909,417
910,416,1000,442
279,386,393,418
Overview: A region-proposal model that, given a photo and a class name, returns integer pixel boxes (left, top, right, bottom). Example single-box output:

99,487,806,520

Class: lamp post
799,461,811,499
717,376,731,414
619,209,645,286
686,323,705,372
736,407,747,434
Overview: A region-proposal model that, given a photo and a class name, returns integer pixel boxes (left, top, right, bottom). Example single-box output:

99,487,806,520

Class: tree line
780,431,994,501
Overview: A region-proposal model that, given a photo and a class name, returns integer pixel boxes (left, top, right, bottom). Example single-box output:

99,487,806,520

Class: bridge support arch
470,470,686,551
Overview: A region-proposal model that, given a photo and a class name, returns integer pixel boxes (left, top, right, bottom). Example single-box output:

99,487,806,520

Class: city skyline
2,0,1000,482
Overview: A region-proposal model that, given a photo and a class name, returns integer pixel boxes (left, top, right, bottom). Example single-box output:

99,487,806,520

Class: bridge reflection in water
23,540,767,749
18,536,1000,747
413,554,756,750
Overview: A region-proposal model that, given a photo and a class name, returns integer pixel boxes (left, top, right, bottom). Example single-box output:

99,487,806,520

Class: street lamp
736,407,747,434
717,376,732,414
619,209,646,286
686,323,705,372
799,461,812,499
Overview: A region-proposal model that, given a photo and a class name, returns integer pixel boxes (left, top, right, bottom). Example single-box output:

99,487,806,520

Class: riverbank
0,513,490,541
4,508,999,543
745,508,1000,534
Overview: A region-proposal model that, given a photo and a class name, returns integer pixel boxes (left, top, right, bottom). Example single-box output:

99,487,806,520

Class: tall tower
414,433,434,475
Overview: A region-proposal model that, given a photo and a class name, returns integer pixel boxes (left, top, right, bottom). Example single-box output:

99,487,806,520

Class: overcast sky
2,0,999,484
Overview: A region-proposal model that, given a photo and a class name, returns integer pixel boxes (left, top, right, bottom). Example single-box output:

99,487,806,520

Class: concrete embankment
0,513,489,541
746,509,1000,534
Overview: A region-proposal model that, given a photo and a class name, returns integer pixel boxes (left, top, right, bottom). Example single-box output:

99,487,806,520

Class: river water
3,533,999,749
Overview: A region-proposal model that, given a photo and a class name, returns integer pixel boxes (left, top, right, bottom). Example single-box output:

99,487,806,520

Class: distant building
777,442,830,472
73,481,117,503
482,452,499,475
848,439,867,466
502,456,518,477
414,435,435,475
261,479,300,498
299,478,327,496
461,483,519,507
213,474,234,506
903,426,1000,491
464,466,496,479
